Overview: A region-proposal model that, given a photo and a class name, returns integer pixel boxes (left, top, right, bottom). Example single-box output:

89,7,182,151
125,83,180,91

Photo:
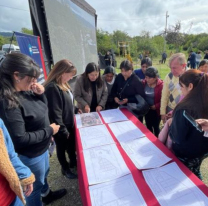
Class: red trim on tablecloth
76,108,208,206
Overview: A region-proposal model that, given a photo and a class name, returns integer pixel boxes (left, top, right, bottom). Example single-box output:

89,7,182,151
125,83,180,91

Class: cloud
87,0,208,36
0,0,32,32
0,0,207,37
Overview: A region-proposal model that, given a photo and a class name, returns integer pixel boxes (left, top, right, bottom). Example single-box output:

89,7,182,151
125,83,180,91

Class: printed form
121,137,171,169
79,124,114,149
108,120,145,143
83,144,130,185
100,109,128,123
143,162,208,206
89,174,147,206
75,112,103,128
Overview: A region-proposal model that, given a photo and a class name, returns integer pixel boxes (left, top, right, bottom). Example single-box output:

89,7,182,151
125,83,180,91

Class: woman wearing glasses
0,53,66,206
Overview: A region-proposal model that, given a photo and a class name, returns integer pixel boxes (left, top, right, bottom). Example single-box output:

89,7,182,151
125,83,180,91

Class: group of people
1,51,208,205
187,50,208,69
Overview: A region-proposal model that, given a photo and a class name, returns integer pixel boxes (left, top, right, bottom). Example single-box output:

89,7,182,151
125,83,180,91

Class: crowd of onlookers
0,51,208,205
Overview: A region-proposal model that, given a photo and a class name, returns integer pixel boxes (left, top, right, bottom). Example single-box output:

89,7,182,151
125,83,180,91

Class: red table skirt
75,108,208,206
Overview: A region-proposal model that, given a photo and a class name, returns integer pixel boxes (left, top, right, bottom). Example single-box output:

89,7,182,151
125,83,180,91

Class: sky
0,0,208,37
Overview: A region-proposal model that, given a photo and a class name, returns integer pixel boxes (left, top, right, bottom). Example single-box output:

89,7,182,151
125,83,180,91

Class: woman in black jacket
111,60,145,108
169,70,208,179
0,53,66,206
44,59,80,179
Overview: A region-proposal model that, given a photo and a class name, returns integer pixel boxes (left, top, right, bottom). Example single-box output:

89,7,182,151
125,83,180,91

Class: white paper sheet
143,162,208,206
83,144,130,185
89,174,147,206
121,137,171,169
79,124,115,149
75,112,103,128
108,120,145,143
100,109,128,123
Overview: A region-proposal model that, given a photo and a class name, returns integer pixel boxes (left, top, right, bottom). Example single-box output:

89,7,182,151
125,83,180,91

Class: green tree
21,28,33,35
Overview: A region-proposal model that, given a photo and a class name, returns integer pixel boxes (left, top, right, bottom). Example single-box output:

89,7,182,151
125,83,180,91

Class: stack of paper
108,120,145,143
143,162,208,206
83,144,130,185
75,112,102,128
79,125,114,149
121,137,171,169
100,109,128,123
89,174,147,206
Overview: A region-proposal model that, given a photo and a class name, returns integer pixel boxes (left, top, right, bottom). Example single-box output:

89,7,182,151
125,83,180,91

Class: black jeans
145,109,161,137
54,127,76,170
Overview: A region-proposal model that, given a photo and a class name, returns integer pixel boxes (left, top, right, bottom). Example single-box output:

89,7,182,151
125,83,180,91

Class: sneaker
42,189,67,205
61,168,78,179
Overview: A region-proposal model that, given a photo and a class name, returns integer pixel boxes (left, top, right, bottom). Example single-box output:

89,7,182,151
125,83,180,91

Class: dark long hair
82,62,103,92
0,53,40,108
173,70,208,118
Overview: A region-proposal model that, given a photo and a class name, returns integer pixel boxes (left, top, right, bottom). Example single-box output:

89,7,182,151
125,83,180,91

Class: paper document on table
89,174,147,206
143,162,208,206
79,124,114,149
83,144,130,185
108,120,145,143
75,112,102,128
121,137,171,169
100,109,128,123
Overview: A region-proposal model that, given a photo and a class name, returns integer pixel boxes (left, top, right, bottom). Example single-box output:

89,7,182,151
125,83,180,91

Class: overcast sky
0,0,207,37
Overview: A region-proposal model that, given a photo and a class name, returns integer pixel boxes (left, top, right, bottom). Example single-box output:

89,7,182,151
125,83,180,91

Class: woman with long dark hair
74,62,108,113
0,53,66,206
44,59,79,179
169,70,208,179
102,66,117,110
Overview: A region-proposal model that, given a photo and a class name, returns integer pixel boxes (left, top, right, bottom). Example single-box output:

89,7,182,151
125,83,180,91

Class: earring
16,79,20,83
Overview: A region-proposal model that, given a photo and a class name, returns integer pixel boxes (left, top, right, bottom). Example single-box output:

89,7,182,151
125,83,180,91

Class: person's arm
135,78,145,98
155,83,163,111
111,75,119,100
169,110,189,144
0,120,35,194
45,85,69,138
97,82,108,109
127,77,145,103
73,78,89,109
160,76,170,119
3,107,53,150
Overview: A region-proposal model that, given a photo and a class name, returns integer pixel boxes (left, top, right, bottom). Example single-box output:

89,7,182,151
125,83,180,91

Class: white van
2,44,20,53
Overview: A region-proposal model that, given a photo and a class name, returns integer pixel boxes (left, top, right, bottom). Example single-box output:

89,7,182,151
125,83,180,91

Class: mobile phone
183,110,203,132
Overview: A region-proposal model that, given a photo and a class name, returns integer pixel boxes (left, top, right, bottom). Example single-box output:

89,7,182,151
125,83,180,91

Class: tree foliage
21,28,33,35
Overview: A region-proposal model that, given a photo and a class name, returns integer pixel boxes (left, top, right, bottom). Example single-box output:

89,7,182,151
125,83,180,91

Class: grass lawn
113,56,169,80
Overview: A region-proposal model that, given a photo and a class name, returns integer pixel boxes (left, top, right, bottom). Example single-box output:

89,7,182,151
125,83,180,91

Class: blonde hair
44,59,76,91
169,53,187,67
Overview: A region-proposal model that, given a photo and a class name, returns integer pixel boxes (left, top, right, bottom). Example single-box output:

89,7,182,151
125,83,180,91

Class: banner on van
14,32,47,84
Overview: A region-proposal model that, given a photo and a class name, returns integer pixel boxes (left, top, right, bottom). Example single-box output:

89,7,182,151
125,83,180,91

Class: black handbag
127,94,150,116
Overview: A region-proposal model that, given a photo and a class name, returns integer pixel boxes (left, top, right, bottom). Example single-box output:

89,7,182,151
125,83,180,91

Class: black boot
61,168,77,179
42,189,67,205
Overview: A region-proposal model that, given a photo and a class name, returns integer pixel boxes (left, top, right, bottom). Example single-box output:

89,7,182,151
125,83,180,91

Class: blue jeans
10,196,23,206
19,151,50,206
